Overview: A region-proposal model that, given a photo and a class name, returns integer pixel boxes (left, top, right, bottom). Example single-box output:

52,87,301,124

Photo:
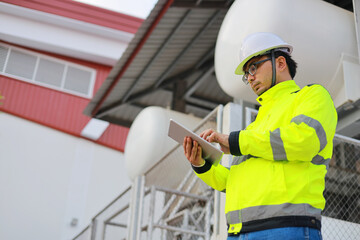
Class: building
0,0,143,239
1,0,360,239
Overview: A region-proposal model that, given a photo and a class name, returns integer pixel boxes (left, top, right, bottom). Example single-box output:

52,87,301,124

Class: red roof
1,0,144,34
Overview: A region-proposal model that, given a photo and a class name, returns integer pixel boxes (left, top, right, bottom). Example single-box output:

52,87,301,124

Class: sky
73,0,159,19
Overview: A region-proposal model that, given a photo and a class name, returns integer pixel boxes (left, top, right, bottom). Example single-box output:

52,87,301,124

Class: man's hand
183,136,205,167
200,129,230,154
183,129,230,166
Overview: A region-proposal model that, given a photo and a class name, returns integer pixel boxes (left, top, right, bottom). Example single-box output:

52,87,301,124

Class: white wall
0,2,133,66
0,112,131,240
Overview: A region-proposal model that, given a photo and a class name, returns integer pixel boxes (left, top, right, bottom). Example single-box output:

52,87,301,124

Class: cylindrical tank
124,106,201,181
215,0,357,106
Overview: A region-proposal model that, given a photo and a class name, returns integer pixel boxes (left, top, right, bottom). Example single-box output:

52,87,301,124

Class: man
183,32,337,239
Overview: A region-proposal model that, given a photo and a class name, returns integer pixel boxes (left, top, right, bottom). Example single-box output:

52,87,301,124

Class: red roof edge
2,0,144,34
0,108,126,152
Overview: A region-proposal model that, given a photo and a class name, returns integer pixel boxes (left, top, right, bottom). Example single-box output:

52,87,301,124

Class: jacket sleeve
192,160,229,192
234,85,337,162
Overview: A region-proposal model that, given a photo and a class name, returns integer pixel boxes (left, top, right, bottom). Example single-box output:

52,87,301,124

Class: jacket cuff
229,131,242,156
192,160,212,174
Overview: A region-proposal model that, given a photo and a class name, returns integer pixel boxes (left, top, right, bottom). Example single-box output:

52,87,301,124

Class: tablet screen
168,119,223,165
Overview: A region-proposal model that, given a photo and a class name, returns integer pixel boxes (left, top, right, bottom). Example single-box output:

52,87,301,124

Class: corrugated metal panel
0,75,90,133
1,0,143,33
0,50,129,152
84,0,233,127
84,0,173,115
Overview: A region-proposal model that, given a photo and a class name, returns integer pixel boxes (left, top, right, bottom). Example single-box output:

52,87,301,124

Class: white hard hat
235,32,293,75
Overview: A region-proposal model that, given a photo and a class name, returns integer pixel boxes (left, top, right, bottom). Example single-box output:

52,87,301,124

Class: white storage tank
215,0,358,108
124,106,201,181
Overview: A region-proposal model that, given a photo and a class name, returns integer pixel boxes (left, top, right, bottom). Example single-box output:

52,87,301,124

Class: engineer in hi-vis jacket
183,32,337,240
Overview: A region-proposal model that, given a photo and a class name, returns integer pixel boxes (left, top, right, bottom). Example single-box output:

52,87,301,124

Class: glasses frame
242,57,272,84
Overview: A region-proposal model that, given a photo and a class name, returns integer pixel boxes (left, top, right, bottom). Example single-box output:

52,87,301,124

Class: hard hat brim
234,45,293,75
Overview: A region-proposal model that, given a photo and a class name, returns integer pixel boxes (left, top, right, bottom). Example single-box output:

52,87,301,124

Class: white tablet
168,119,223,165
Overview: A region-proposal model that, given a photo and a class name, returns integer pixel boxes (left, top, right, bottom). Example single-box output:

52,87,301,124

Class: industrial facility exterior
1,0,360,240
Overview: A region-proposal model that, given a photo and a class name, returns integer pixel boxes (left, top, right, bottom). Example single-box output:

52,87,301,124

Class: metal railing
72,187,132,240
73,106,220,240
140,172,213,240
138,106,220,239
73,104,360,240
322,134,360,239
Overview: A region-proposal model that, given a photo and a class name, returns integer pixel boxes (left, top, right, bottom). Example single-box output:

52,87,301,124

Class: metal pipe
90,219,97,240
183,210,190,240
168,173,199,217
92,186,131,220
147,186,157,240
104,204,130,225
105,222,127,228
127,175,145,240
71,225,90,240
335,133,360,144
204,197,212,240
214,103,224,235
155,170,193,221
188,211,202,231
153,223,206,236
155,185,208,201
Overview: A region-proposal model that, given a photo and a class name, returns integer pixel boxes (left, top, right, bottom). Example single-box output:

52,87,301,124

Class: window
0,43,96,98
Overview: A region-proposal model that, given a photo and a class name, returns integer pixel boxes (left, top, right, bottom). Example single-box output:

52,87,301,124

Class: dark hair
272,51,298,79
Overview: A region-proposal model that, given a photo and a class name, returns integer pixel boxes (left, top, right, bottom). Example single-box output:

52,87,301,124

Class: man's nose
248,74,255,82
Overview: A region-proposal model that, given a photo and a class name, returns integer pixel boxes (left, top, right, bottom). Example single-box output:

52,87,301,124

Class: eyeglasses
242,57,272,84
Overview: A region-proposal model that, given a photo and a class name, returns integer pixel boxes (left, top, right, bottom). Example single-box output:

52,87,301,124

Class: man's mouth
251,82,260,91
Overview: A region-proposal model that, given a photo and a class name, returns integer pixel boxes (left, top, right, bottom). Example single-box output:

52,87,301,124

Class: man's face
243,55,273,96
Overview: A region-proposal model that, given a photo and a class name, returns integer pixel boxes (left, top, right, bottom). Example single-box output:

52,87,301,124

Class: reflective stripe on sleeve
270,128,287,160
231,155,258,166
311,155,330,169
226,203,322,225
291,115,327,152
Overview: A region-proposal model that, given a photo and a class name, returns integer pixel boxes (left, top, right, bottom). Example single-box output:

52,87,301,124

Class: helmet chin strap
271,49,276,87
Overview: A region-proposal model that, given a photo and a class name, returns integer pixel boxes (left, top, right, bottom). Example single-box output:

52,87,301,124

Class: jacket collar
256,80,300,105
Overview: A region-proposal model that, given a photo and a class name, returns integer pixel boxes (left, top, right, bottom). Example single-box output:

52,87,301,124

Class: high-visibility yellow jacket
192,80,337,234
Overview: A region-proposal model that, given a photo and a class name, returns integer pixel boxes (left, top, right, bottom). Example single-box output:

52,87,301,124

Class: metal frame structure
73,101,360,240
145,176,213,240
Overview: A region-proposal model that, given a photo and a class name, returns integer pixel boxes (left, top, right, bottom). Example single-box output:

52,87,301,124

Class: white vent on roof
81,118,109,140
0,43,96,98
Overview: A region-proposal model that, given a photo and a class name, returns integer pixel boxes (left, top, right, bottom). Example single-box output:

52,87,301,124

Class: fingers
183,136,192,159
197,144,202,159
191,140,198,160
183,137,203,165
183,137,195,159
200,129,216,142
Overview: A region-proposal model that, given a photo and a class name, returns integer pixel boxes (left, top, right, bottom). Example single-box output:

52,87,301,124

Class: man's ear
276,56,287,72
